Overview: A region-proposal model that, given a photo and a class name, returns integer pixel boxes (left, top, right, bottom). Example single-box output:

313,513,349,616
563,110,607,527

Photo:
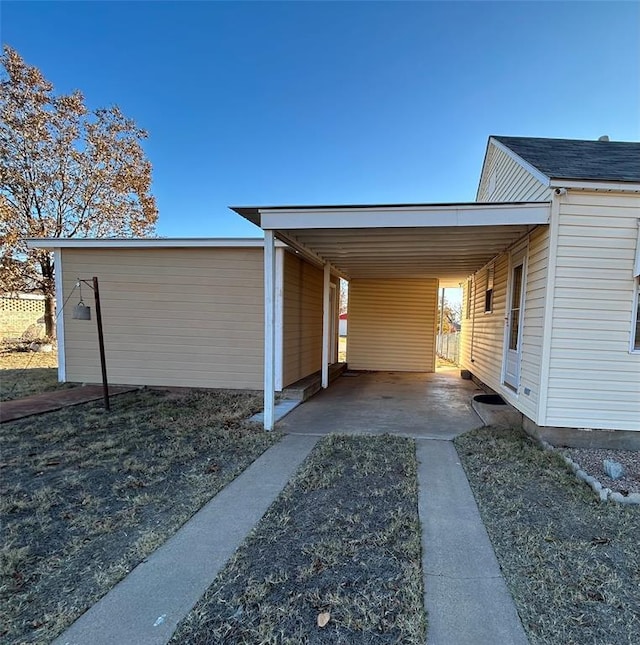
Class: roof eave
24,237,278,250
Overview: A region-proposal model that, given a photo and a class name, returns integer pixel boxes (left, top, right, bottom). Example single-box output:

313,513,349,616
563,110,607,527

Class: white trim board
549,180,640,192
53,248,66,383
259,203,550,231
274,247,284,392
25,238,286,249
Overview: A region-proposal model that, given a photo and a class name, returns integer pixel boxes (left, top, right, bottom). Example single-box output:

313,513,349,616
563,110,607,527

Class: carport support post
321,262,330,388
263,230,276,430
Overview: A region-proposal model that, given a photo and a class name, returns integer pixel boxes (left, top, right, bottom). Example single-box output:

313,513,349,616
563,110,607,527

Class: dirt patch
455,427,640,645
0,388,279,644
170,434,426,644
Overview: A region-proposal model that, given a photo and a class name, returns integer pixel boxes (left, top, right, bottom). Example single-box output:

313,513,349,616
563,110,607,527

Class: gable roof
493,136,640,183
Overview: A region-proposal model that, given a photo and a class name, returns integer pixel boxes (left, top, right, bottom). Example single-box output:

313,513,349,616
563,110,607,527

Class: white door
503,251,526,391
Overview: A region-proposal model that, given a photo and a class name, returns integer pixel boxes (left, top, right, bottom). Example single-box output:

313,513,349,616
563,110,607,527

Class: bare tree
0,46,157,337
339,279,348,314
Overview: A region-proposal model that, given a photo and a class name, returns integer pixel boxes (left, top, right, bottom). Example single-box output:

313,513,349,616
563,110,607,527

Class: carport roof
232,201,550,283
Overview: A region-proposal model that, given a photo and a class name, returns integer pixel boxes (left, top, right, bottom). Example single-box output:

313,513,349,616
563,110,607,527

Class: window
484,265,494,313
465,278,473,319
632,278,640,352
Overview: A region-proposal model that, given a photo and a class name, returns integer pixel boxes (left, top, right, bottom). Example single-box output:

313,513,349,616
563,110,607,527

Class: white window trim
631,277,640,354
484,264,495,314
465,278,473,319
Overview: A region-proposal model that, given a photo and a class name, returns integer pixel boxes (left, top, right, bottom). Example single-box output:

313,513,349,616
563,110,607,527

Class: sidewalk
47,370,528,644
417,440,528,645
53,434,319,645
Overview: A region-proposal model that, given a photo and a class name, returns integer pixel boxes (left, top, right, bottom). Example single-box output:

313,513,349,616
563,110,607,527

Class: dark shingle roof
493,136,640,183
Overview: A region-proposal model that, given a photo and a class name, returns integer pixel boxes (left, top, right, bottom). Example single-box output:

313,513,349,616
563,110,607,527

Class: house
27,135,640,446
339,313,347,337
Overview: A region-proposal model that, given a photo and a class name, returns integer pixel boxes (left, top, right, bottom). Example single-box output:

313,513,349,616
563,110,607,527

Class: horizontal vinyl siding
477,143,551,203
61,248,264,389
459,256,508,390
282,253,323,386
518,226,549,420
459,227,549,423
348,279,437,371
459,278,473,372
546,191,640,431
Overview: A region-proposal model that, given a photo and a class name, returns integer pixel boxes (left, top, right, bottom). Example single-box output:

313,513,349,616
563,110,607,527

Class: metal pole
92,276,110,411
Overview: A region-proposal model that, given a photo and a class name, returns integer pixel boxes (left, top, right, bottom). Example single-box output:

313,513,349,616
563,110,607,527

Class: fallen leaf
317,611,330,628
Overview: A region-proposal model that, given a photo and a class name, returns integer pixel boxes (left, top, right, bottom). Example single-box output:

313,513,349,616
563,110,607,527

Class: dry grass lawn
0,388,279,645
338,336,346,363
455,427,640,645
0,349,76,401
171,434,426,645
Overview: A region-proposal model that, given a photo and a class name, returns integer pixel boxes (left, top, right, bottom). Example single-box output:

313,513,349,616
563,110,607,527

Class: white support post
321,262,331,388
53,248,66,382
263,230,276,430
274,247,284,391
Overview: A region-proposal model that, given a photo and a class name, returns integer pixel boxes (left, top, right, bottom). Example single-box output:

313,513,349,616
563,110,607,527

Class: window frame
631,277,640,353
465,278,473,320
484,265,495,314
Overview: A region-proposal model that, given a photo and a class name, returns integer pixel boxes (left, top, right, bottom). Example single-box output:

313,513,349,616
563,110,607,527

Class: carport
234,202,550,430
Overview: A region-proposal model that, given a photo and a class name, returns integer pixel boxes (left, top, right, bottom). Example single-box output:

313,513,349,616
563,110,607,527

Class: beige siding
61,248,264,389
282,253,323,386
477,143,551,202
459,278,473,373
518,226,549,419
545,191,640,431
459,255,509,389
348,279,437,371
459,226,550,423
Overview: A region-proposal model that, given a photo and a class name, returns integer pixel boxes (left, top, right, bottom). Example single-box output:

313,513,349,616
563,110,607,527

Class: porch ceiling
232,202,550,282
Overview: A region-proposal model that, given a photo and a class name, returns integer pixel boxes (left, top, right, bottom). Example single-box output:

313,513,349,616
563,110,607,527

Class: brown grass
455,427,640,645
338,337,347,363
0,349,77,401
0,388,280,644
170,434,426,644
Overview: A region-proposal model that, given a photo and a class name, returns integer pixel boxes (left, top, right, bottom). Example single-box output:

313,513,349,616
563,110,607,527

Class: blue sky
2,1,639,238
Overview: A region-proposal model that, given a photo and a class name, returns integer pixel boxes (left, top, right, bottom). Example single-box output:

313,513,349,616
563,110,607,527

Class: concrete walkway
54,434,319,645
0,385,135,423
281,369,528,644
417,440,528,645
51,369,528,644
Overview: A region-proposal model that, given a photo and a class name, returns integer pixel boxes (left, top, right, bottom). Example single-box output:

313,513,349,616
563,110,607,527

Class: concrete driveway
279,367,485,439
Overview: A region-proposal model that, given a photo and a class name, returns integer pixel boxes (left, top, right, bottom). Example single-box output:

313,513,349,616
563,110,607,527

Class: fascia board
24,238,285,249
549,180,640,192
475,137,494,201
260,203,550,230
